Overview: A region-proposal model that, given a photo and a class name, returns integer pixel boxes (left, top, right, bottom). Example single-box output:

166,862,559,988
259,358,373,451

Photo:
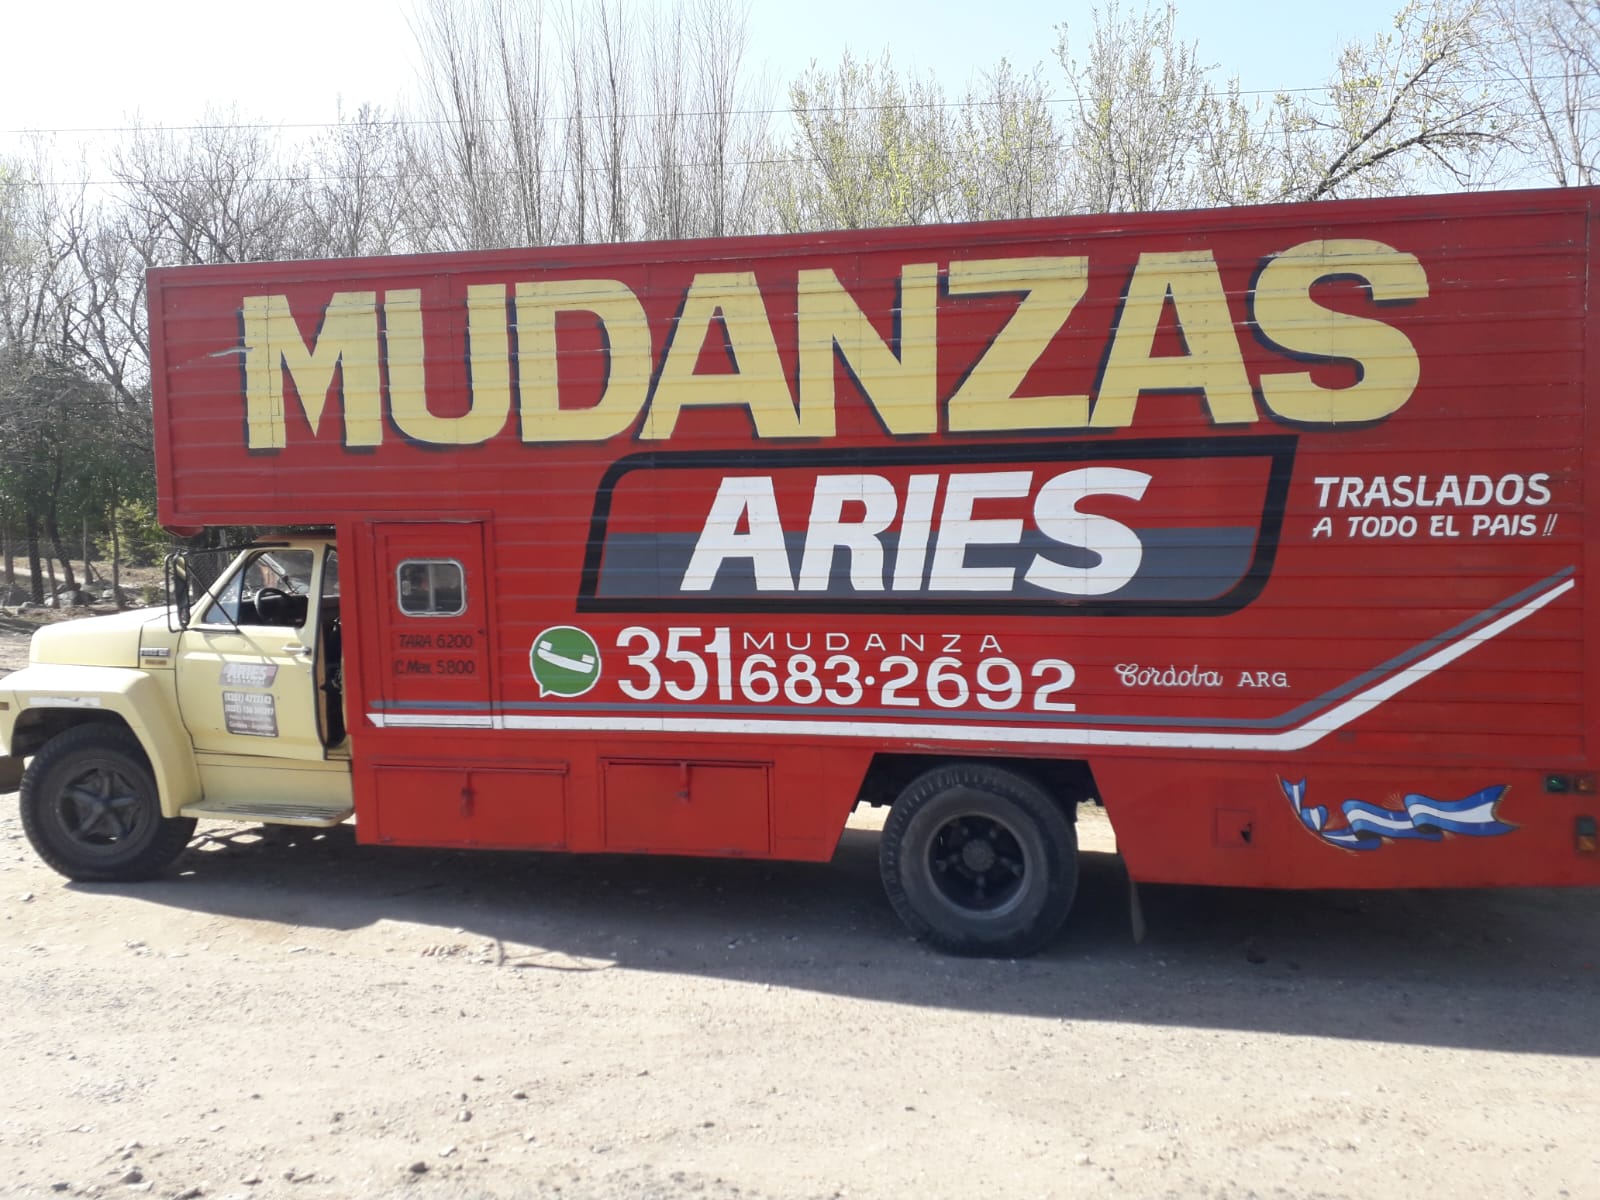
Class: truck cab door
176,545,335,760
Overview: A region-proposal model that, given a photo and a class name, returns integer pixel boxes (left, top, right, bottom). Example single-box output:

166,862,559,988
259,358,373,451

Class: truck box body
138,187,1598,895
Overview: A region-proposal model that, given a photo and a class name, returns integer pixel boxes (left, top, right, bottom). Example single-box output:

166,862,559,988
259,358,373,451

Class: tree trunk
82,513,101,586
110,485,124,611
44,507,79,598
2,511,13,590
23,510,44,605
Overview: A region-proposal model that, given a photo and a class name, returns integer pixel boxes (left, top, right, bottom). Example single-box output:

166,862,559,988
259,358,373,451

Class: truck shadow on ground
80,821,1600,1058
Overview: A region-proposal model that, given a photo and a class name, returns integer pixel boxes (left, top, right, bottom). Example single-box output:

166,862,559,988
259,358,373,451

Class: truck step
180,799,354,827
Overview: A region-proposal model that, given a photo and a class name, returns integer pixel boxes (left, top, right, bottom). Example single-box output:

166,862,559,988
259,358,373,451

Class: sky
0,0,1407,151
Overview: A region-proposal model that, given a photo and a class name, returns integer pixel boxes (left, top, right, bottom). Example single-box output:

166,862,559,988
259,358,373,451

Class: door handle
284,644,313,657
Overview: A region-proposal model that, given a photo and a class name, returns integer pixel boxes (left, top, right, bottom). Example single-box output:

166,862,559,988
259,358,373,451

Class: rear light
1544,773,1598,794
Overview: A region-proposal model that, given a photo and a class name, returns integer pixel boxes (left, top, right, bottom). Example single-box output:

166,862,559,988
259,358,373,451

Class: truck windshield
202,550,316,627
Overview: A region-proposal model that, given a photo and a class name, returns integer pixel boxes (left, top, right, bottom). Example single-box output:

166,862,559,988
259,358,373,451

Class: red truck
2,186,1596,955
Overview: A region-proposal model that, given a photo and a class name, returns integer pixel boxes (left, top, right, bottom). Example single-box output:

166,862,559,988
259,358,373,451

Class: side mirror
164,552,191,632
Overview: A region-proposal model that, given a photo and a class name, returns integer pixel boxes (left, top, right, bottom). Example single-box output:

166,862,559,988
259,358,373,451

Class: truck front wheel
879,763,1078,957
20,725,196,882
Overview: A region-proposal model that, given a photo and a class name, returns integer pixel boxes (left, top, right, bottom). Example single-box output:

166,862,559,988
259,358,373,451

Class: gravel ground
0,626,34,673
0,627,1597,1199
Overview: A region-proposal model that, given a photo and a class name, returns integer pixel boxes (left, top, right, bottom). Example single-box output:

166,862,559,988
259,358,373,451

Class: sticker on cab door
220,662,278,688
222,691,279,737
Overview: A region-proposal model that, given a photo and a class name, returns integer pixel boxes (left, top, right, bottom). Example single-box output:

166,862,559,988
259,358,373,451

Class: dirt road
0,625,34,674
0,626,1597,1199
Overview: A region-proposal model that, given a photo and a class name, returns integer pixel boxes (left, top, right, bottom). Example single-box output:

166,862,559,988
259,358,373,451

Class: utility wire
18,134,1595,190
2,71,1597,138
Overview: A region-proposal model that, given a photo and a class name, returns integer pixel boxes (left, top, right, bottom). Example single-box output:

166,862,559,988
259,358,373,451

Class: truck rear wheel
19,726,196,882
879,763,1078,957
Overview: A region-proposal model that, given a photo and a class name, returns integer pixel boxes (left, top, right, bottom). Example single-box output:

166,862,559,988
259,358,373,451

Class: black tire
19,725,196,883
879,763,1078,957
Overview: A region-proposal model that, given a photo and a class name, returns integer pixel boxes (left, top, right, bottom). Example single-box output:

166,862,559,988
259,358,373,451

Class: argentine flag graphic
1281,779,1516,851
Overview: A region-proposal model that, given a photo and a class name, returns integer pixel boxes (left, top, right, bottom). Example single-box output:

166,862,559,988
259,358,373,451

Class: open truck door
175,544,338,760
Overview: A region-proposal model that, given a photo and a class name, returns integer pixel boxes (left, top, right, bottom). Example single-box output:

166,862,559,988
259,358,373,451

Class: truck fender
0,665,201,817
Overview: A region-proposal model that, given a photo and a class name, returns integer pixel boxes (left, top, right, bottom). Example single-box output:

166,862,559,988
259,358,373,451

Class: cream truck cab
0,537,352,881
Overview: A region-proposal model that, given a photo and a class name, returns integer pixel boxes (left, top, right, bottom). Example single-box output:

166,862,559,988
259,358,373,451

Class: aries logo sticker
220,662,278,688
580,436,1294,618
1281,778,1516,850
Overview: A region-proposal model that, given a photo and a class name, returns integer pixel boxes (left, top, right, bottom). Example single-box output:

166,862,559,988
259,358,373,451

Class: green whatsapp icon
530,626,602,698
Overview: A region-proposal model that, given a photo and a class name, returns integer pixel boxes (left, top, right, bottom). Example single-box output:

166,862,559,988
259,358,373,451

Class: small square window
397,559,466,617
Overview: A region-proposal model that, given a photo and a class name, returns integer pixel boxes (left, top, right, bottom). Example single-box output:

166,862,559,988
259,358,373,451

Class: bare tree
39,116,307,418
110,114,309,265
689,0,769,236
585,0,634,242
496,0,561,246
303,104,411,258
405,0,566,249
409,0,501,248
58,198,158,412
545,0,639,245
1056,2,1247,212
948,60,1065,222
635,0,772,240
637,2,696,240
1488,0,1600,185
1271,0,1507,199
402,0,768,247
0,149,71,352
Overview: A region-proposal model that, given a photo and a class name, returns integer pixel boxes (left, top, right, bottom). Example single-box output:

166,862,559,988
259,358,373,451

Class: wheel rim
926,811,1028,915
52,763,153,855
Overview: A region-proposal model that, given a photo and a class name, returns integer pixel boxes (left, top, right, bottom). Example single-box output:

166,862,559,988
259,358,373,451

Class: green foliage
779,52,955,231
96,498,170,568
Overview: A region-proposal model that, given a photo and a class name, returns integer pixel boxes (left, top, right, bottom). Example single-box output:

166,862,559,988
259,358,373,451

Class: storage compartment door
602,759,772,855
370,764,567,848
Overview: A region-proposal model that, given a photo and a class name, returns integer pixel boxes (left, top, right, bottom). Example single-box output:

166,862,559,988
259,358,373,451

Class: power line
19,151,1048,190
19,121,1600,191
17,117,1599,191
2,71,1596,139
